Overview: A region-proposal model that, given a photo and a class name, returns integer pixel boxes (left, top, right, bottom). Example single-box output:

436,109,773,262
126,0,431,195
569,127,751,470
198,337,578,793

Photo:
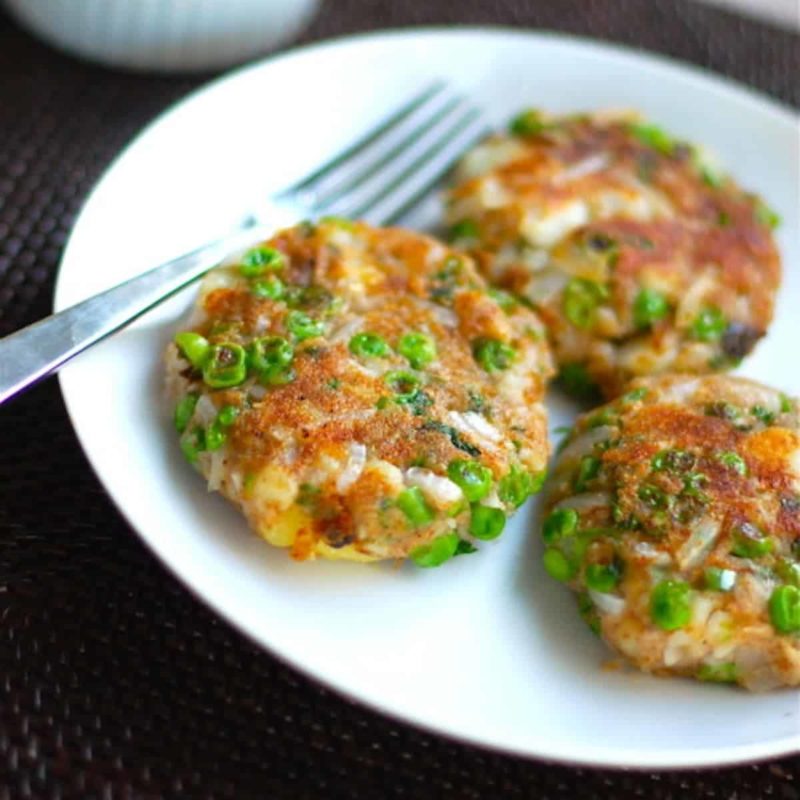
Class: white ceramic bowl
3,0,320,72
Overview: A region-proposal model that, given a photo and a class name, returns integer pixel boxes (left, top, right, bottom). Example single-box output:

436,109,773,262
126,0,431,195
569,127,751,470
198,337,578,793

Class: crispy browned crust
166,220,554,562
446,113,782,398
544,375,800,689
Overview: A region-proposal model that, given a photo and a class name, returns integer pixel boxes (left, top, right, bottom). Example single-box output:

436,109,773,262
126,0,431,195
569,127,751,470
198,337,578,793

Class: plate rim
55,25,800,770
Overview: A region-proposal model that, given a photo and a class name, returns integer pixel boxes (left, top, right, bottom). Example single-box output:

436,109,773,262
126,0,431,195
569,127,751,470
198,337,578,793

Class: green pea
286,310,324,341
621,387,649,403
558,528,593,568
574,456,601,493
454,539,478,556
239,245,284,277
558,363,600,401
768,585,800,633
284,285,335,311
700,166,725,188
202,343,247,389
715,451,747,475
395,389,434,416
704,567,737,592
205,404,240,451
447,459,492,502
349,332,391,359
651,448,695,473
498,465,539,508
174,331,211,369
469,505,506,540
563,278,607,329
730,522,773,558
509,108,547,136
472,338,516,372
650,579,692,631
752,405,776,426
251,275,285,300
410,532,459,568
585,563,620,593
755,200,781,230
448,219,479,242
780,394,794,414
384,370,422,401
543,548,576,582
173,393,198,434
205,420,227,452
697,663,737,683
690,307,727,342
398,332,437,369
682,472,709,499
588,407,617,429
637,483,669,510
396,487,434,526
633,288,670,329
488,288,517,312
776,558,800,588
542,507,579,544
180,427,205,464
629,122,675,155
530,470,547,494
249,336,294,386
217,405,240,427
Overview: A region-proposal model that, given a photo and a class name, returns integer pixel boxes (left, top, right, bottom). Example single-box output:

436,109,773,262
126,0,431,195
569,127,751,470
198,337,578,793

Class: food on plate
444,110,782,399
165,218,554,564
541,374,800,690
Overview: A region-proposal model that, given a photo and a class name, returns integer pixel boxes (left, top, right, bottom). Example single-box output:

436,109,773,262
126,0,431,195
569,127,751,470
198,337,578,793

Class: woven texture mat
0,1,798,797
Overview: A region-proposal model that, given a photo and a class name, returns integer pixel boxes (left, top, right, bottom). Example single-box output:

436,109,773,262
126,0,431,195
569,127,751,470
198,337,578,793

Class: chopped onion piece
554,153,610,185
336,442,367,493
194,394,218,426
676,516,720,571
523,269,569,305
447,411,502,450
554,492,611,513
206,450,225,491
589,589,625,616
557,426,615,464
405,467,463,507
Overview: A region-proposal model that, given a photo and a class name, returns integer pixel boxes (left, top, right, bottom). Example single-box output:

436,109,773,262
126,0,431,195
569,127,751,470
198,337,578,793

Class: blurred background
701,0,798,29
1,0,798,74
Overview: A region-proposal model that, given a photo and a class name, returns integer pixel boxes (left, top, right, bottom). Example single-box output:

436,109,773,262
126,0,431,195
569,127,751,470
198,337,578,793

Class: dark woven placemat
0,1,797,797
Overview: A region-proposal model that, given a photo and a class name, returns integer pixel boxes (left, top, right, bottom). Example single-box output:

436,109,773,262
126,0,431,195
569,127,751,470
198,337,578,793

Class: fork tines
276,82,488,226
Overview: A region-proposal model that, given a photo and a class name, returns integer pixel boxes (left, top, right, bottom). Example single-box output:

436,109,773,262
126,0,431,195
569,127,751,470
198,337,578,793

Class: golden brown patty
165,219,554,564
445,110,782,399
542,374,800,690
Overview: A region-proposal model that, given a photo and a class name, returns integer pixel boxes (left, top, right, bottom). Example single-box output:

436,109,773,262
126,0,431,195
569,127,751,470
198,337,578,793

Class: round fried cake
165,219,554,565
542,374,800,690
445,110,782,399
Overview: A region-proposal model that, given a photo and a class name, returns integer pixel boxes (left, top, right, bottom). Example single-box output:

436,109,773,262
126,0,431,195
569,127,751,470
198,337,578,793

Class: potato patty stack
542,375,800,690
445,110,781,399
165,219,553,564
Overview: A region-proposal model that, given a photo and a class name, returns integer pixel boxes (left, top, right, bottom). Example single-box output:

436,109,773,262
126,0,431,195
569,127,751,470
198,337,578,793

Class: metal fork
0,82,487,406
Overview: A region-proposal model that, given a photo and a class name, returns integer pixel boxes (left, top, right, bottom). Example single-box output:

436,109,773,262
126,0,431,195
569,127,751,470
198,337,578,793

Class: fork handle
0,224,268,406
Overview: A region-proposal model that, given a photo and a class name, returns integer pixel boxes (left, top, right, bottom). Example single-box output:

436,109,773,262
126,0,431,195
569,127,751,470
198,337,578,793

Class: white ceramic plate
55,29,800,769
